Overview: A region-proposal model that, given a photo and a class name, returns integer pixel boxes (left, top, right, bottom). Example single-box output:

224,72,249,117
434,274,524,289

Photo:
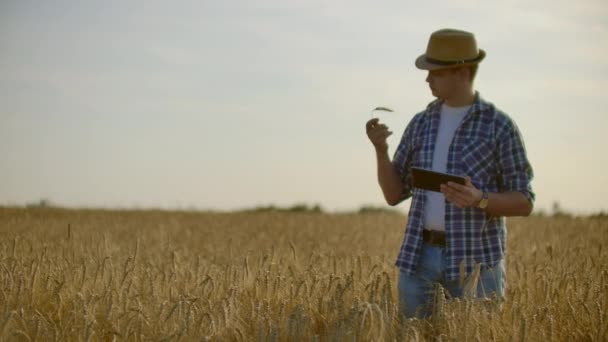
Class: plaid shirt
392,92,535,281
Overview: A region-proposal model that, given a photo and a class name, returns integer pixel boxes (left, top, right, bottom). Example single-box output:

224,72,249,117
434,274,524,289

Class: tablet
411,167,466,192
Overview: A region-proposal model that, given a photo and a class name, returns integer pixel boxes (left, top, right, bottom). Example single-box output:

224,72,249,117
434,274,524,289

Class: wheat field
0,207,606,341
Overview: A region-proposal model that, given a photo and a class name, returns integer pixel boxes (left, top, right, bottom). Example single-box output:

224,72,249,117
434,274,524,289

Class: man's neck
443,88,476,107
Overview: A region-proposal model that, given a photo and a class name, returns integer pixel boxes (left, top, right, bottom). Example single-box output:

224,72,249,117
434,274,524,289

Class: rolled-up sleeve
496,117,535,205
391,113,422,203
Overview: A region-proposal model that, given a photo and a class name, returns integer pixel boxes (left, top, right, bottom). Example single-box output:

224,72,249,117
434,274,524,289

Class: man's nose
426,72,431,83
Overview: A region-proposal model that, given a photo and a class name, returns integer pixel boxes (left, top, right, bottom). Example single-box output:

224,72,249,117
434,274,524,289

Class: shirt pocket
459,139,496,187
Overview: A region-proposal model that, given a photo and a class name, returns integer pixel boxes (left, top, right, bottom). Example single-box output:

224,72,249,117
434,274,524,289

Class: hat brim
415,49,486,70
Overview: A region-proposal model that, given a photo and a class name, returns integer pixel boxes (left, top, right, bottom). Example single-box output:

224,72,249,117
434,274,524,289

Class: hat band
425,55,480,66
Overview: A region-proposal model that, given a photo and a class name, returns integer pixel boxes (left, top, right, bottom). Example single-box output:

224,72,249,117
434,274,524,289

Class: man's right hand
366,118,393,152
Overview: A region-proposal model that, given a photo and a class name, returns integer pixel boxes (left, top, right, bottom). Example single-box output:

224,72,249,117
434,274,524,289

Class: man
365,28,535,319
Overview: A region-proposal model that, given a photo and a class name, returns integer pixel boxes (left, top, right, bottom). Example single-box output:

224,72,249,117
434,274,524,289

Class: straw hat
415,29,485,70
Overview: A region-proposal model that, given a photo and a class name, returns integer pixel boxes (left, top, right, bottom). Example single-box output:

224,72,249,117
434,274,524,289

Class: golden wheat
0,207,606,341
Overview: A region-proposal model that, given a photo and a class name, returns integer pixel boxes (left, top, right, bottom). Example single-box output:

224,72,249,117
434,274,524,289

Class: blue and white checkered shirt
392,92,535,281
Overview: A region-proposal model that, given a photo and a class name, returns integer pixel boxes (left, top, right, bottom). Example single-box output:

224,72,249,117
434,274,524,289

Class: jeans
397,242,505,319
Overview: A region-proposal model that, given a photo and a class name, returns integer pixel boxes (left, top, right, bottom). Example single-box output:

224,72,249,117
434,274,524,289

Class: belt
422,229,446,247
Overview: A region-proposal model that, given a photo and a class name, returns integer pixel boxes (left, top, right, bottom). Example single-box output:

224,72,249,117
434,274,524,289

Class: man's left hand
440,176,483,209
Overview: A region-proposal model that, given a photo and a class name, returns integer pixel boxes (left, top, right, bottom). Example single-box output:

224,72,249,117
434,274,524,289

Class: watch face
478,192,488,208
479,199,488,209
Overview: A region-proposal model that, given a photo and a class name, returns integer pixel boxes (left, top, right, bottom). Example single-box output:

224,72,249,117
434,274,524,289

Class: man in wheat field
365,28,535,319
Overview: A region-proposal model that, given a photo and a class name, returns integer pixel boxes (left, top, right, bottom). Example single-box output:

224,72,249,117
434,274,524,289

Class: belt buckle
424,229,445,247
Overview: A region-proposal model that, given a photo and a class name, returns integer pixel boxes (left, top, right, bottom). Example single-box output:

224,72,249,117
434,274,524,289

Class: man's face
425,67,466,100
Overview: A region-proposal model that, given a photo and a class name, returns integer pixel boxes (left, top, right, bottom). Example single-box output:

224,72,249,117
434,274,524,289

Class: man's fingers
366,118,380,131
446,181,468,192
367,118,379,125
366,117,392,150
442,184,471,203
366,119,391,133
372,128,391,138
442,183,481,208
449,192,469,204
370,129,390,141
368,125,389,136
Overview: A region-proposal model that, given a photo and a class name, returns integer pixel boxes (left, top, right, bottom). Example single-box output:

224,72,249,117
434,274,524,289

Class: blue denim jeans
397,242,505,319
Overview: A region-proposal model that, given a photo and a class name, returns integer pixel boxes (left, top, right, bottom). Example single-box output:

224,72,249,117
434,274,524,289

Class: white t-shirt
423,103,471,231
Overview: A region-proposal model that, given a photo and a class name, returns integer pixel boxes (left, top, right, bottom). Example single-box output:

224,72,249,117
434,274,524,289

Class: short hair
447,65,478,83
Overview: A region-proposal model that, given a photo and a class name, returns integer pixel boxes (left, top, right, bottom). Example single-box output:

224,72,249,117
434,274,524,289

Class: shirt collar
425,91,490,118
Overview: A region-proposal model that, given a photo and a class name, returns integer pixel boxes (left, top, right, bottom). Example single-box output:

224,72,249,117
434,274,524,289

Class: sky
1,0,607,214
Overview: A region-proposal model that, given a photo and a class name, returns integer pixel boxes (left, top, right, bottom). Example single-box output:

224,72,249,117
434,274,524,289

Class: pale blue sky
1,0,607,214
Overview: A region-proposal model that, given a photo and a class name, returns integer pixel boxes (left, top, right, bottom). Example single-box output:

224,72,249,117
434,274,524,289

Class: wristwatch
477,191,489,209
